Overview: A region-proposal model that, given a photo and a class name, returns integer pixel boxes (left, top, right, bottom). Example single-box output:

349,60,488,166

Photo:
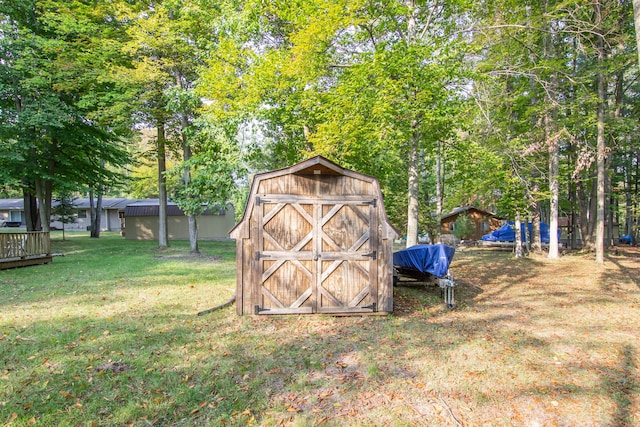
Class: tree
0,0,132,231
214,0,468,246
51,192,77,241
121,0,222,250
452,213,475,241
468,0,636,263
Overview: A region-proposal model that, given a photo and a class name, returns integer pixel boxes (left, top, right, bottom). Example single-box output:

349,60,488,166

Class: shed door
254,196,378,315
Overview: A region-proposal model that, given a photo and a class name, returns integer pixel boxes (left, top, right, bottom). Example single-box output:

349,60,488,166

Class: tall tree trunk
436,141,443,221
406,133,420,247
35,137,56,232
595,1,606,264
90,188,103,238
35,178,52,233
635,151,639,242
549,132,560,258
541,11,559,259
530,189,541,253
578,175,597,251
158,122,169,249
175,70,199,254
89,191,95,234
636,150,639,243
23,186,40,231
625,154,633,238
633,0,640,65
632,0,640,244
569,174,577,250
181,116,198,254
514,211,523,258
405,1,420,248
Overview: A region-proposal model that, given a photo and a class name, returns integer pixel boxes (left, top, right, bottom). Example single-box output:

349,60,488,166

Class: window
481,221,490,231
77,209,87,219
10,211,22,222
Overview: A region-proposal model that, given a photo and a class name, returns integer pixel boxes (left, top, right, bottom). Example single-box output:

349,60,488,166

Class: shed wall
233,160,397,316
125,210,235,241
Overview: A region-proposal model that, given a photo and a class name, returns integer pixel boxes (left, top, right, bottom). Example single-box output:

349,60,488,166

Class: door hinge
254,305,270,314
365,251,377,260
365,199,377,207
363,302,377,312
255,251,272,260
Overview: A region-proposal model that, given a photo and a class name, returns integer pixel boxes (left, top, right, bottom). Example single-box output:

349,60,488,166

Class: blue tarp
619,235,633,244
481,221,559,243
393,244,455,278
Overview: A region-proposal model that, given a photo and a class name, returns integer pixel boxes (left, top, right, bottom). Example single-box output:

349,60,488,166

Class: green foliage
167,122,243,216
0,0,132,204
452,213,475,240
51,193,77,226
2,0,638,248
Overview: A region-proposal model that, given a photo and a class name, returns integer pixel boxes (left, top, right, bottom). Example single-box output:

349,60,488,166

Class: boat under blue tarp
393,244,455,278
481,221,559,243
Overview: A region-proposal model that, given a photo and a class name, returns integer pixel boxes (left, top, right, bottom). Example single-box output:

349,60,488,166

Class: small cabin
230,156,398,315
440,206,502,241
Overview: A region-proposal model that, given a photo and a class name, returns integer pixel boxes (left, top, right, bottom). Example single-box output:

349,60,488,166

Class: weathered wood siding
231,157,398,316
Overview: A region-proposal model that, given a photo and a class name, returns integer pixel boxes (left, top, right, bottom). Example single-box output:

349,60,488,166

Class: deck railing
0,232,51,260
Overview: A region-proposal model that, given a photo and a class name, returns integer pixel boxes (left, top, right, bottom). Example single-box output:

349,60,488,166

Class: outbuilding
124,200,235,241
230,156,398,315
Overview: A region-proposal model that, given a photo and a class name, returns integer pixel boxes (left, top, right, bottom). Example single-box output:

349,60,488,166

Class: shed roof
124,201,227,217
73,198,142,210
230,156,398,238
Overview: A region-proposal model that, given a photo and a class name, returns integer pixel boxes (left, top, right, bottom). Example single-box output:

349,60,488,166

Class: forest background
1,0,639,263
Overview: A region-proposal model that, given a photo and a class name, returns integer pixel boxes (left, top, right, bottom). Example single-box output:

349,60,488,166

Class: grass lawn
1,232,639,426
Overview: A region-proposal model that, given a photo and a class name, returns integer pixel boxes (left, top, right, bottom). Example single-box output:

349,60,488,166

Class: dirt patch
154,253,221,263
94,361,132,374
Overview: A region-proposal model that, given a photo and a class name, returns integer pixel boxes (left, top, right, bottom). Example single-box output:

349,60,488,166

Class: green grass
1,235,639,426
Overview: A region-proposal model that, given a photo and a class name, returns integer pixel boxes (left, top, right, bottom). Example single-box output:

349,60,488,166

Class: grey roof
0,199,24,210
1,198,147,211
0,198,228,217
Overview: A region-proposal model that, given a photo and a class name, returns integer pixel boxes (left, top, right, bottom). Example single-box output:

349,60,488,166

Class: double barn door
253,195,378,314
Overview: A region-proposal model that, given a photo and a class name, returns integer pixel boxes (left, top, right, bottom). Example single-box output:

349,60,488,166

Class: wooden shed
230,156,398,315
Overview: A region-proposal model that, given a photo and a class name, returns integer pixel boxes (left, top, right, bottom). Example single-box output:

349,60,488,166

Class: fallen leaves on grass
93,361,132,374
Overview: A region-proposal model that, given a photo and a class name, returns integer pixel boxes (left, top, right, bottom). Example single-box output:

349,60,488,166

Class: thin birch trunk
595,1,606,264
158,122,169,249
514,211,523,258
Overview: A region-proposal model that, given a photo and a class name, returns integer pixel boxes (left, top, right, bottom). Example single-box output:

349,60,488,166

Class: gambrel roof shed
230,156,399,315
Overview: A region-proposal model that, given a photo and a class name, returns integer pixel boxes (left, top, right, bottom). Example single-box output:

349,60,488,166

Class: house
440,206,502,241
0,199,25,227
230,156,399,316
1,197,134,231
124,200,236,241
50,198,135,232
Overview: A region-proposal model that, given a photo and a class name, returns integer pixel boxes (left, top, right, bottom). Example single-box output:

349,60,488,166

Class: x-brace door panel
254,195,377,314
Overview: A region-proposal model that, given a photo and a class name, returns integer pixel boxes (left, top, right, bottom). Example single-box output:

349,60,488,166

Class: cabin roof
440,205,497,221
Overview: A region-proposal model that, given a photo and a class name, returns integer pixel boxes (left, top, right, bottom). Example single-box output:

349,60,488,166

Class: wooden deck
0,232,52,269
